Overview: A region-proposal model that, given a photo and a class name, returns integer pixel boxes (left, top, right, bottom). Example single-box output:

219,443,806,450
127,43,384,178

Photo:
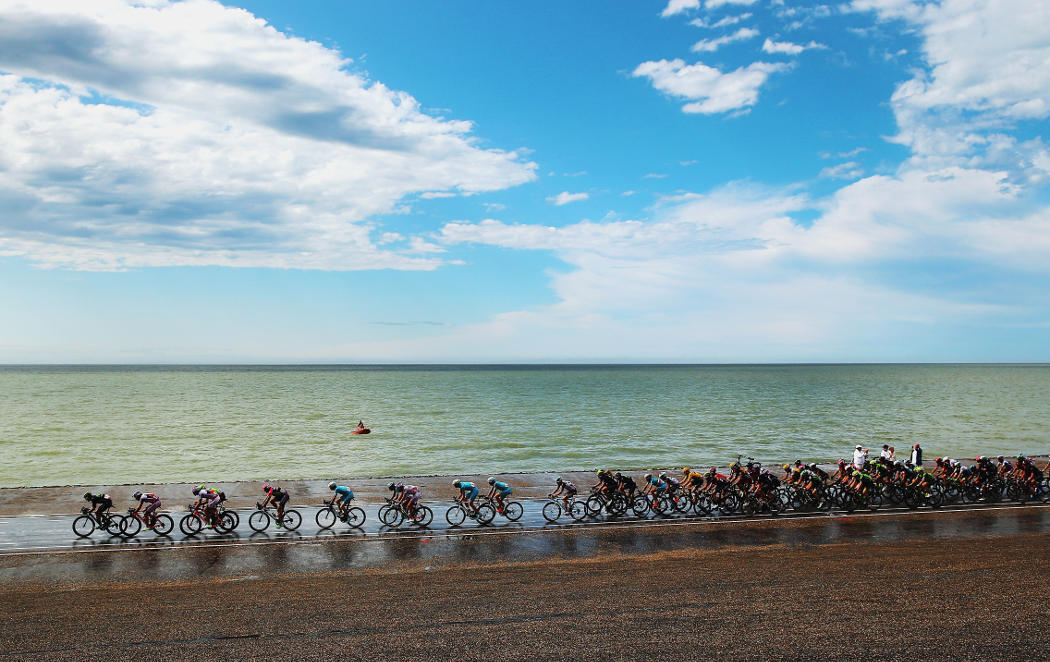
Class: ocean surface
1,364,1048,488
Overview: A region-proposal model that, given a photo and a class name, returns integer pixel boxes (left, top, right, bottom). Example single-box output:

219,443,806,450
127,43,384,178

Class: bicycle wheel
248,510,271,532
121,515,142,538
281,509,302,531
72,515,96,538
584,495,604,518
503,501,524,521
216,511,237,533
541,501,561,522
381,506,403,527
181,513,202,536
445,505,466,527
223,510,240,530
412,506,433,527
153,514,174,536
346,506,366,529
568,500,588,521
316,507,337,530
476,503,496,525
630,495,650,517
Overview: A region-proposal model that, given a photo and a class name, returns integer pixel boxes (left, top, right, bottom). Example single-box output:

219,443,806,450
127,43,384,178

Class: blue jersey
334,486,354,501
493,481,510,493
459,482,476,493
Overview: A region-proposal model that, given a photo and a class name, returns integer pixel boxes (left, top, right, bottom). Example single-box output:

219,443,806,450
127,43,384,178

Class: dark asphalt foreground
2,510,1050,661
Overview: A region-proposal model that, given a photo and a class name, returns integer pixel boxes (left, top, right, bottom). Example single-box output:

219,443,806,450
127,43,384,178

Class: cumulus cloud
0,0,536,270
547,191,589,206
706,0,759,8
633,58,788,114
692,27,760,53
661,0,701,18
761,38,827,55
856,0,1050,175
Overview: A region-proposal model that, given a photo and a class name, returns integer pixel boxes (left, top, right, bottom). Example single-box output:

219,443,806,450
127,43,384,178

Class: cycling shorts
498,487,512,497
338,490,355,503
208,496,222,508
466,487,479,500
144,501,161,515
275,492,290,508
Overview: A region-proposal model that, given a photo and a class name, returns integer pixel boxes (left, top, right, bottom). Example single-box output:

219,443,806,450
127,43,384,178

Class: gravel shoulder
2,526,1048,660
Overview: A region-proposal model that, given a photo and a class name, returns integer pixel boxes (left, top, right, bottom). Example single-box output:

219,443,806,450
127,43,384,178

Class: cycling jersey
559,481,577,493
334,485,354,502
492,481,511,494
618,476,637,491
138,493,160,503
647,478,666,492
460,483,479,499
88,494,113,508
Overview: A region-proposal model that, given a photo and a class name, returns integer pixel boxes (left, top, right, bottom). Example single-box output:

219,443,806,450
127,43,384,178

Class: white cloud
0,0,536,270
819,161,865,179
633,58,788,114
706,0,758,8
761,38,827,55
856,0,1050,174
661,0,700,18
547,191,589,206
690,13,752,28
692,27,760,52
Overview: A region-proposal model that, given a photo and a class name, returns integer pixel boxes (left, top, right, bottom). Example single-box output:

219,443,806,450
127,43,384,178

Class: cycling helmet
487,477,495,485
658,472,667,479
328,482,337,490
453,480,462,488
555,477,563,484
644,473,653,481
729,462,739,471
133,491,142,500
191,486,201,496
837,460,846,468
262,482,270,492
682,467,690,474
808,463,818,470
782,464,790,471
996,455,1004,462
82,492,91,501
615,472,624,478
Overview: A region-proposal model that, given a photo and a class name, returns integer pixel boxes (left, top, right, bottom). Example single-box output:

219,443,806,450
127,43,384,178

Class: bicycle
541,494,587,522
72,508,125,538
120,507,174,538
180,501,236,536
445,496,495,527
381,497,434,529
480,494,524,521
316,499,366,530
248,502,303,532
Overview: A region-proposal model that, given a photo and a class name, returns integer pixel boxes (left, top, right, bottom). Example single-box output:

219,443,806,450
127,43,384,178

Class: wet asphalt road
2,498,1050,585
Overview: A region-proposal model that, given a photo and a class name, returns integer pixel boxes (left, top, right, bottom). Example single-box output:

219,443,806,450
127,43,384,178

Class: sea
1,364,1048,488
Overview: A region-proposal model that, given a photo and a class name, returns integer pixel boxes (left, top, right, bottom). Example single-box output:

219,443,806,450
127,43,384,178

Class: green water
1,364,1048,487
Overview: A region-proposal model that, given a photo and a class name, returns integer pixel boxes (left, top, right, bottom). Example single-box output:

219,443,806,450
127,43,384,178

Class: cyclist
131,490,162,529
641,473,667,505
615,471,638,498
487,477,512,512
82,491,113,524
399,483,422,516
550,477,577,511
849,469,874,497
682,467,705,494
196,486,225,526
755,468,780,501
328,481,355,518
261,482,290,527
453,479,480,516
593,470,619,497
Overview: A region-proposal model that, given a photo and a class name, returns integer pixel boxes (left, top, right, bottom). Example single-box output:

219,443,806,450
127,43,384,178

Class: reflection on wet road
2,500,1049,584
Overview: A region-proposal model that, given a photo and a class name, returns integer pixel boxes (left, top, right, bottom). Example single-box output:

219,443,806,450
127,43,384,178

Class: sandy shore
2,525,1047,660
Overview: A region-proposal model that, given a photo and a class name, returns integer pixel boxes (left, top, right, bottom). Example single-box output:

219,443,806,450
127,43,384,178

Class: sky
0,0,1048,363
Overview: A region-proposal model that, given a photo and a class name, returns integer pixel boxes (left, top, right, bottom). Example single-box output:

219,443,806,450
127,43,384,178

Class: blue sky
0,0,1048,362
